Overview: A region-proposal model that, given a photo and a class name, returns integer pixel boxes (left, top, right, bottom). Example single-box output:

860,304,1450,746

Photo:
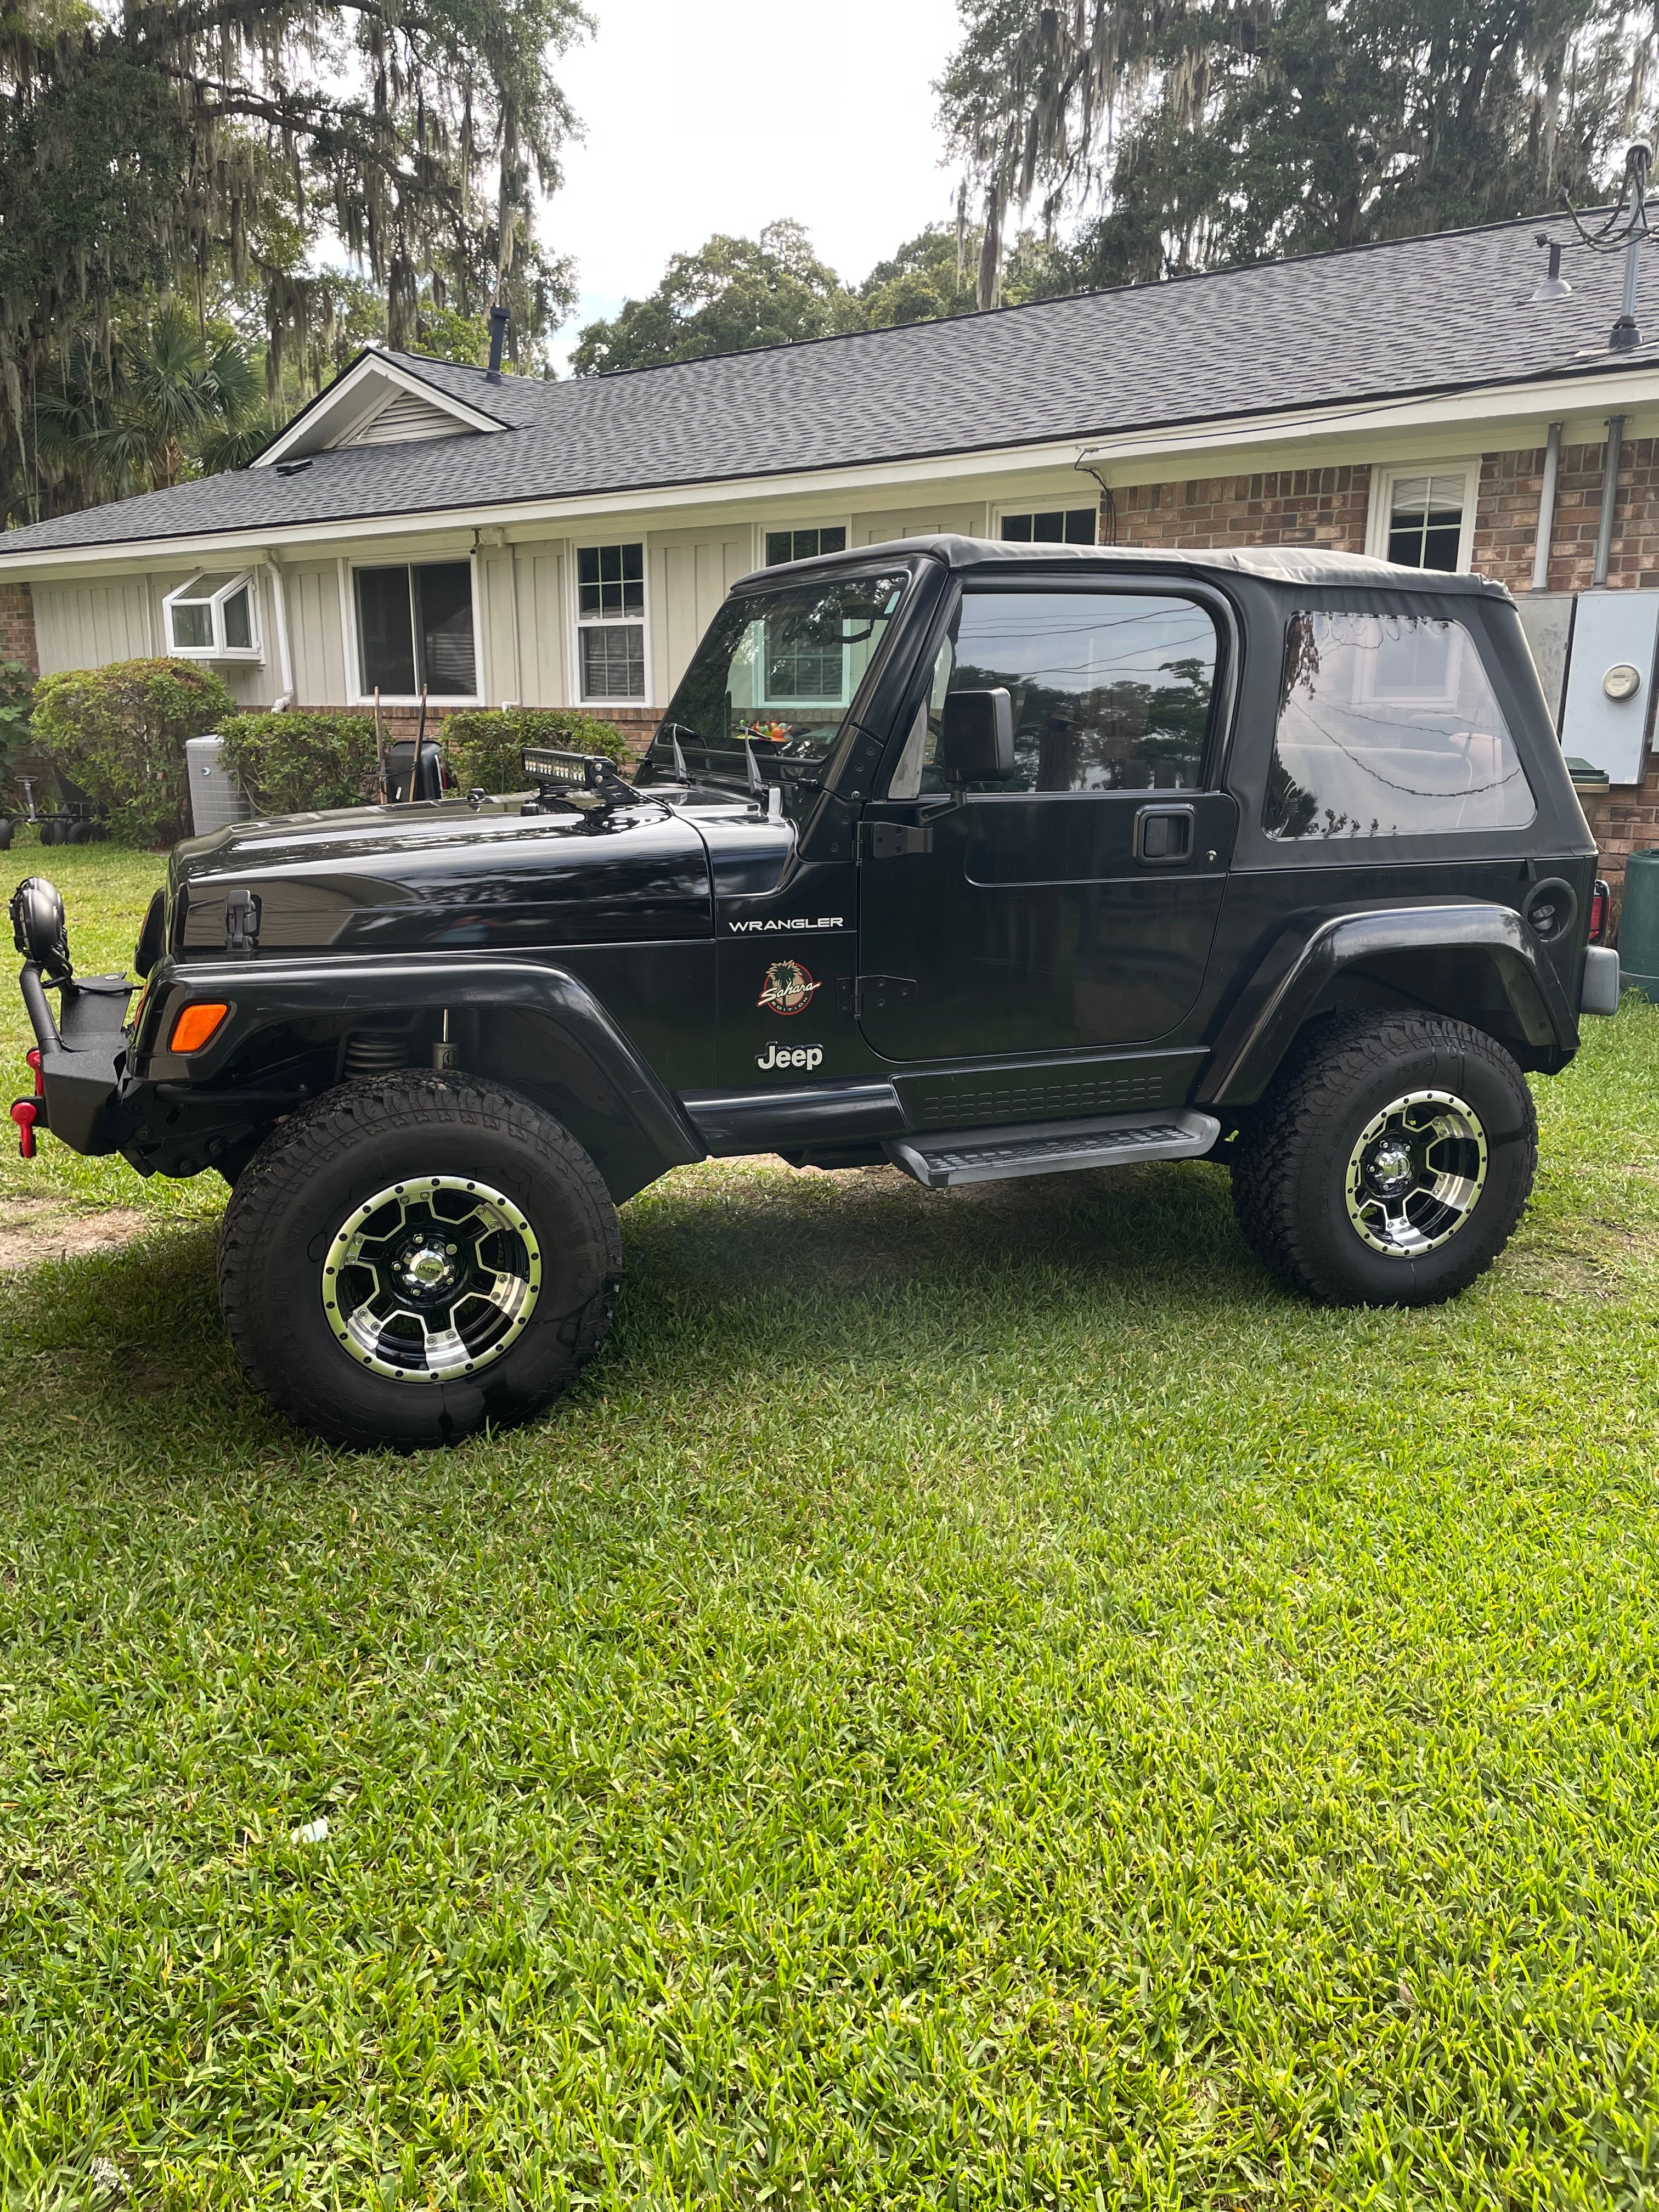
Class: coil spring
343,1030,409,1078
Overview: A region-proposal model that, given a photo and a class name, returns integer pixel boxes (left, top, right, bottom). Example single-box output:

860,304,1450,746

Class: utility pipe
1593,415,1625,588
264,556,295,709
1531,422,1562,592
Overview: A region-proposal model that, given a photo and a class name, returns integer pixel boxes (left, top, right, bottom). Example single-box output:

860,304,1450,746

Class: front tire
1231,1012,1536,1307
218,1074,622,1448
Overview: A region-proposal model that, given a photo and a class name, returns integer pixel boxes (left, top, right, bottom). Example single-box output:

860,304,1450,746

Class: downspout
264,556,294,710
1531,422,1562,592
1075,453,1118,545
1593,416,1625,588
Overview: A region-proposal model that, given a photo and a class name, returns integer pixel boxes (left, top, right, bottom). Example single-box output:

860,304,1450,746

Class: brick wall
0,581,37,676
1113,465,1372,553
1471,437,1659,593
1472,438,1659,926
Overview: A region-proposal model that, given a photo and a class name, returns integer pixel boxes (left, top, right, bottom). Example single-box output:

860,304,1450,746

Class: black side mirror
939,689,1015,784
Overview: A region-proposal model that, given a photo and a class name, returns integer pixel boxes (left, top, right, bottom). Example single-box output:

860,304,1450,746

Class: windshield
646,571,911,785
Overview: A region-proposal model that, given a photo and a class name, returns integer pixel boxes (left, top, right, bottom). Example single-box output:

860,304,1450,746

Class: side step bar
885,1107,1221,1190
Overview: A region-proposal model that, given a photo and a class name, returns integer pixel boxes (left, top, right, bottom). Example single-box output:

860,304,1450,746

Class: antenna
1552,139,1652,353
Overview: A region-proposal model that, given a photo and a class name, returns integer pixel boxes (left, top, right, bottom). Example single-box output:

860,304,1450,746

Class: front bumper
14,965,136,1155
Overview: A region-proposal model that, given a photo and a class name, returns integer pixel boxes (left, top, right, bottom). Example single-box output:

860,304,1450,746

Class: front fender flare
139,953,705,1199
1195,904,1576,1108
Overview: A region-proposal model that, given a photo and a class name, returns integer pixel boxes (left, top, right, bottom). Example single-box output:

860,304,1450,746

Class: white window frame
758,518,854,570
991,500,1101,548
1365,460,1480,574
572,538,652,707
162,570,263,663
341,554,484,707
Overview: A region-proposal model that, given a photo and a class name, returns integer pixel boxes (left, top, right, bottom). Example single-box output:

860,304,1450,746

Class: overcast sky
543,0,964,369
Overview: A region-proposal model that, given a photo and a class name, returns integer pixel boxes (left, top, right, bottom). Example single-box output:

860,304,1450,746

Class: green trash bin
1621,850,1659,1007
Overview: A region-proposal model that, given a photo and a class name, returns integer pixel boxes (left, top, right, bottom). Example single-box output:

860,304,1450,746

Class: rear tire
218,1073,622,1448
1231,1011,1536,1307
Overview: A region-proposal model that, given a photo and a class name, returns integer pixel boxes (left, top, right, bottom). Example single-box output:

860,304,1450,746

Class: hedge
441,708,630,793
217,705,634,817
30,659,233,845
217,712,380,816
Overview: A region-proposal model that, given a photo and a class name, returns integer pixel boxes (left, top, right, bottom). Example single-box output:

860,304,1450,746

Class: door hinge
861,820,934,861
839,973,919,1017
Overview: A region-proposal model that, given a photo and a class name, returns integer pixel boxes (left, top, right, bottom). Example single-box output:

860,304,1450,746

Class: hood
169,790,718,958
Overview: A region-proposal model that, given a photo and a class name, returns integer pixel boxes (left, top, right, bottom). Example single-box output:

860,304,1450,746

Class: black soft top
742,532,1513,601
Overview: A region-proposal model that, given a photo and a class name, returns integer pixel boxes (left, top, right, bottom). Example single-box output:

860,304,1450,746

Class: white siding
520,544,568,707
651,530,753,704
285,562,349,704
33,578,155,673
853,501,988,545
476,548,517,703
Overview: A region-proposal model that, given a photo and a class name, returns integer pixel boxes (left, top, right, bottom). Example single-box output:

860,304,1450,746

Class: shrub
217,712,379,816
31,658,233,844
442,707,631,794
216,705,635,817
0,658,33,809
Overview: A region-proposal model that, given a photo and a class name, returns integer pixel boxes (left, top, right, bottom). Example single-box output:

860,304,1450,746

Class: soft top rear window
1266,611,1534,840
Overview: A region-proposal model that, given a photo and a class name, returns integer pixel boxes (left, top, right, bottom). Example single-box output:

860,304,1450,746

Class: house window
164,572,260,660
1000,508,1097,545
764,526,847,566
577,544,646,700
354,562,476,698
1386,475,1467,571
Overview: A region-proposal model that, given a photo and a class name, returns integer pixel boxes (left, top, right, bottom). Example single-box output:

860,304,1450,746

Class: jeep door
855,578,1237,1062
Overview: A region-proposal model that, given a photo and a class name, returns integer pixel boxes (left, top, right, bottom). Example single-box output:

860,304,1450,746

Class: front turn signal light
168,1002,230,1054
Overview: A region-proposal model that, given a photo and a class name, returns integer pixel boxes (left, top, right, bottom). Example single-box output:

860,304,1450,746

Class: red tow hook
10,1098,40,1160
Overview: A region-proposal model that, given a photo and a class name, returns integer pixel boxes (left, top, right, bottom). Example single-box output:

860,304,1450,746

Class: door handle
1135,803,1196,865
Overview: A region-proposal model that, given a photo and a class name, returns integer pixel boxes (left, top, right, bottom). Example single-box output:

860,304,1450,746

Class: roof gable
254,350,505,465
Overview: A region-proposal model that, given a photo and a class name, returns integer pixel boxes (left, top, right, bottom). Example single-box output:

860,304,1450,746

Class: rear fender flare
1196,904,1576,1107
141,954,704,1201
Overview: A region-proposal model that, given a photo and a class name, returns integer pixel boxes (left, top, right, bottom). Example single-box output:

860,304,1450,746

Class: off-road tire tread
219,1073,620,1446
1231,1011,1537,1306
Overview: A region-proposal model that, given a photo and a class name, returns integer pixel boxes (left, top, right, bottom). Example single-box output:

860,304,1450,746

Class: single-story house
3,208,1657,888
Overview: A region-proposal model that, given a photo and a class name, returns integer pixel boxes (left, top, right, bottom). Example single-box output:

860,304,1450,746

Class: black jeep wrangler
11,537,1618,1447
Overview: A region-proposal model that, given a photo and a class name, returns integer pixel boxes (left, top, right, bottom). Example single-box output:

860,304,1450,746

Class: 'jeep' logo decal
757,960,820,1016
757,1041,823,1073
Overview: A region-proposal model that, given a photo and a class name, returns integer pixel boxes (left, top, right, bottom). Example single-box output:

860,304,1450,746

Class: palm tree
35,306,275,505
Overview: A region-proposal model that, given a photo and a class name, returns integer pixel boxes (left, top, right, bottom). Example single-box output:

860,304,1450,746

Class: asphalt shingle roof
6,212,1656,558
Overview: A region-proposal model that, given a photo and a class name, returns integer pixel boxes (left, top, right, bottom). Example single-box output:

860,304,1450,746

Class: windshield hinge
838,974,918,1017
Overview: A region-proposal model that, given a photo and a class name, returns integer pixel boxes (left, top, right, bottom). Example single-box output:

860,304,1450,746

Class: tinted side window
924,590,1218,794
1266,611,1534,839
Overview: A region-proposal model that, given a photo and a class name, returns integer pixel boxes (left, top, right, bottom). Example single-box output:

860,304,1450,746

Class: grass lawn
3,840,1659,2209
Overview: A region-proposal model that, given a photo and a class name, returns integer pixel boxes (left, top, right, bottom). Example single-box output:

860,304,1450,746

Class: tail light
1589,878,1611,945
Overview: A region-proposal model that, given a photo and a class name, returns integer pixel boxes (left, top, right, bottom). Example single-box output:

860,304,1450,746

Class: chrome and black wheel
1232,1013,1534,1307
219,1074,620,1448
323,1176,544,1382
